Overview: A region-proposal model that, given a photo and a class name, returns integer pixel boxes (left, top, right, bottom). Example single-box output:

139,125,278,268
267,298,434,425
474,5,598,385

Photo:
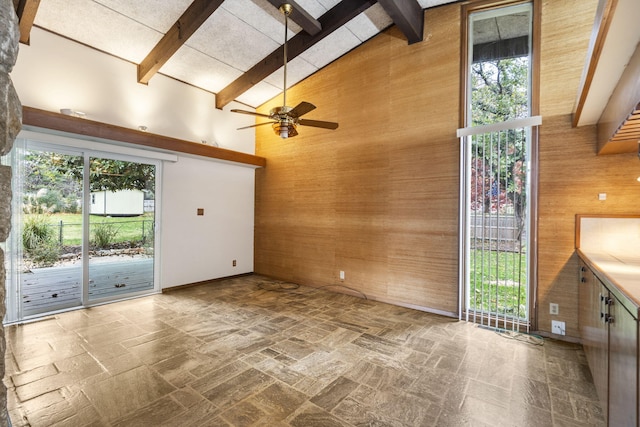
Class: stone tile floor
4,275,604,426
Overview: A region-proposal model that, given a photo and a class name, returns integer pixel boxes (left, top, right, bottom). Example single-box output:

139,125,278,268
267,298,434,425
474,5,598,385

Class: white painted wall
161,156,256,287
11,27,257,153
11,28,259,289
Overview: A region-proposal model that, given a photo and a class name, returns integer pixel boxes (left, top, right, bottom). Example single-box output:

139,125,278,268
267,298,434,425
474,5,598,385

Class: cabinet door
578,262,592,347
593,280,609,415
580,263,609,410
608,294,638,427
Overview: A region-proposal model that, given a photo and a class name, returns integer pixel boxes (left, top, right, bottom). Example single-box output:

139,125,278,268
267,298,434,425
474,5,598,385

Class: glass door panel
20,147,83,317
87,157,156,302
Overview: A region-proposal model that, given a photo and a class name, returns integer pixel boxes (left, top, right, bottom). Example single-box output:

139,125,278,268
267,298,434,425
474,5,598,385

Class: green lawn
32,213,155,246
469,249,528,319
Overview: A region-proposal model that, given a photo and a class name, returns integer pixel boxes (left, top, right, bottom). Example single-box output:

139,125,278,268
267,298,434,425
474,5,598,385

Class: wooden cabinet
578,261,609,419
608,292,638,426
578,259,638,426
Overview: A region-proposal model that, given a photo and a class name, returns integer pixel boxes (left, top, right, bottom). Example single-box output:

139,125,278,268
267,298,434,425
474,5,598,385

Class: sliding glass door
4,138,160,322
87,156,156,302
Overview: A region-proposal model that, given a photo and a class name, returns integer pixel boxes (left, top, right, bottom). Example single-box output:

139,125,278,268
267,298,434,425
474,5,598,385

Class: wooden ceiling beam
266,0,322,36
378,0,424,45
215,0,376,109
15,0,41,45
137,0,224,85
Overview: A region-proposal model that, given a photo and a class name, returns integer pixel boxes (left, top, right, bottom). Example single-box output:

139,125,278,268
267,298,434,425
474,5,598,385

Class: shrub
23,215,54,252
92,221,119,249
22,215,60,266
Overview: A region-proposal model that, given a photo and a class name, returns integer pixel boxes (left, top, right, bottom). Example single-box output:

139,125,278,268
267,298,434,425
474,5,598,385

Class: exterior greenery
468,8,531,321
22,215,60,267
21,150,155,264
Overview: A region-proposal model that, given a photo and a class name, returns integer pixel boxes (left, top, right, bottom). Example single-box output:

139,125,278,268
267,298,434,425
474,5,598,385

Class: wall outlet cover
551,320,565,335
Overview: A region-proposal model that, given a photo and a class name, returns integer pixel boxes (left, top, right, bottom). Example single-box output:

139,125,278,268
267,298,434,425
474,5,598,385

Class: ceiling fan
231,3,339,139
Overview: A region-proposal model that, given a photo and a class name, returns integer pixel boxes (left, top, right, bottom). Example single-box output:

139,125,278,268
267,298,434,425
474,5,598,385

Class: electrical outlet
232,260,237,267
551,320,565,335
339,271,345,280
550,303,559,315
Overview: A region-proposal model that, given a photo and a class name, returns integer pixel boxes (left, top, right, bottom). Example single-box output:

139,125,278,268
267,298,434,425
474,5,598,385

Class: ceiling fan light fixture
273,121,297,139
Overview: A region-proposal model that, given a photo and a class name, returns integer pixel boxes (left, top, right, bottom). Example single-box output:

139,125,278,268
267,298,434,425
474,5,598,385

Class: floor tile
82,365,175,422
4,275,605,426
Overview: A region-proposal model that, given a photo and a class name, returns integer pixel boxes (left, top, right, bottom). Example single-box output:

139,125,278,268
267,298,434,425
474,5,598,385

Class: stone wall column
1,0,22,425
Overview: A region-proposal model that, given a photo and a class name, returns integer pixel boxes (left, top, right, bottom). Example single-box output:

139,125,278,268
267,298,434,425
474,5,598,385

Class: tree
26,152,155,193
23,151,156,213
23,151,82,213
52,157,155,193
471,57,529,126
469,57,529,245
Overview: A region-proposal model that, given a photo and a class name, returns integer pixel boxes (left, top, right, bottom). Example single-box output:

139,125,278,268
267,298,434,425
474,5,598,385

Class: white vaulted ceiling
29,0,459,108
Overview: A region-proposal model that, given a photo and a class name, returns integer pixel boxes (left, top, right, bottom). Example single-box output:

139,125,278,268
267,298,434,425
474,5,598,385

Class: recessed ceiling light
138,125,148,132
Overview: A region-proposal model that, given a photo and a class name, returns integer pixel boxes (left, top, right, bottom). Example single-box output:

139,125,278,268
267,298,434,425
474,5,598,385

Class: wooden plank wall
537,0,640,338
254,0,640,336
255,5,461,315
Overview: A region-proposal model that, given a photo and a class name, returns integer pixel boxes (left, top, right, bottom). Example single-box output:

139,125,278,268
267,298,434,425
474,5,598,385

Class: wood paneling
540,0,598,118
255,7,461,315
255,0,640,334
537,114,640,337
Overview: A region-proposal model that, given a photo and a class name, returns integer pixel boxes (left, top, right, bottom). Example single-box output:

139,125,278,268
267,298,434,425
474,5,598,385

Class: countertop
577,248,640,318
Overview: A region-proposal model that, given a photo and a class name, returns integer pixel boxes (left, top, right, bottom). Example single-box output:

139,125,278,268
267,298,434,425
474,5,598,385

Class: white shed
90,189,144,216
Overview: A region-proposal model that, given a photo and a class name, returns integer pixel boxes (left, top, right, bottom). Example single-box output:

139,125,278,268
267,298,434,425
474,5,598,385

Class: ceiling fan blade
237,121,275,130
231,109,272,119
289,101,316,118
298,119,339,130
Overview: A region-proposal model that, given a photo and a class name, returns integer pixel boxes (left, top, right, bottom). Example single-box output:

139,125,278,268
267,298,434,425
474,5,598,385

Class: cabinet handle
581,277,587,283
604,297,614,306
605,314,615,324
581,266,587,272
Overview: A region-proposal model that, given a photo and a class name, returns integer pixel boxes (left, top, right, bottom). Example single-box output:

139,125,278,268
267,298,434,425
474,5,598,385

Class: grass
30,213,155,246
469,248,528,319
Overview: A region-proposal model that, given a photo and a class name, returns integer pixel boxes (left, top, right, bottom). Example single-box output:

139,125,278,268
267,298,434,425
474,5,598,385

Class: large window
459,1,540,331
